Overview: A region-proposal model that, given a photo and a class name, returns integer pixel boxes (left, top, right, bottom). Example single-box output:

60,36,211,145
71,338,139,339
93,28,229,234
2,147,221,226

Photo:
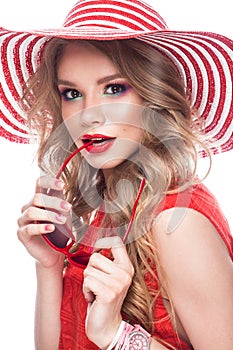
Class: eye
104,83,129,96
60,88,82,101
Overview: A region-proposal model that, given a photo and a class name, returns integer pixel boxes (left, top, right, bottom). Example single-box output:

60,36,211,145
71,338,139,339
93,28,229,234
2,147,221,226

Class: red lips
82,134,116,153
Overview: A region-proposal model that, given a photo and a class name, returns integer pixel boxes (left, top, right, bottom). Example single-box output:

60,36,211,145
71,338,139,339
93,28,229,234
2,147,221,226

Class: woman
1,0,232,349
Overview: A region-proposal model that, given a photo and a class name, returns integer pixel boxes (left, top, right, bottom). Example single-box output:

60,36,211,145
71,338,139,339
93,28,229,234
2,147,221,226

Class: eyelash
59,82,131,101
60,89,81,101
104,83,130,96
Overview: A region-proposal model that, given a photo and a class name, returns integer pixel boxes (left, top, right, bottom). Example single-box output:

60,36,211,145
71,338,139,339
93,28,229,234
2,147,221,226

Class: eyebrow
57,74,123,87
97,73,122,85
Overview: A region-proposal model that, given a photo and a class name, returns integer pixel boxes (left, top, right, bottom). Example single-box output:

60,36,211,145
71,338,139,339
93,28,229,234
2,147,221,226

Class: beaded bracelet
105,321,127,350
104,320,151,350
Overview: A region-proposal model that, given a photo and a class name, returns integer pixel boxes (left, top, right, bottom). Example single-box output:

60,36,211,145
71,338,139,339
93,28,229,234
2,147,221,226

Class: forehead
57,41,120,80
58,41,113,66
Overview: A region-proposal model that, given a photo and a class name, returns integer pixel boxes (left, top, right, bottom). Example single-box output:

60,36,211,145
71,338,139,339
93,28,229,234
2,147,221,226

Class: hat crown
63,0,168,32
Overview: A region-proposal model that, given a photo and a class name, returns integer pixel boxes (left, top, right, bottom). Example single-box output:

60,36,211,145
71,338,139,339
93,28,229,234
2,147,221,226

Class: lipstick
82,134,116,153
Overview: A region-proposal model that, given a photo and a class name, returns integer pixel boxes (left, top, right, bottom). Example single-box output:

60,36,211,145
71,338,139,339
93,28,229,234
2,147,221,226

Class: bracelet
104,320,151,350
115,321,134,350
105,321,127,350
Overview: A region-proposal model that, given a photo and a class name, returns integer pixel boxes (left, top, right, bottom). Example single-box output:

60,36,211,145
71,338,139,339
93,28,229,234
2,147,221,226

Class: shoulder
152,207,233,348
157,182,233,257
153,206,230,260
153,206,231,263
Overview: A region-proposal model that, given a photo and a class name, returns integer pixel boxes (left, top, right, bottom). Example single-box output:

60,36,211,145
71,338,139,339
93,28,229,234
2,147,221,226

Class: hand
17,175,72,269
83,236,134,349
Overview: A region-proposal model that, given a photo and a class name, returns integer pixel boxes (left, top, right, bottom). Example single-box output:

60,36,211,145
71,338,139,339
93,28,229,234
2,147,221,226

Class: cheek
61,98,85,119
104,102,142,126
62,111,83,142
61,102,76,120
120,126,143,144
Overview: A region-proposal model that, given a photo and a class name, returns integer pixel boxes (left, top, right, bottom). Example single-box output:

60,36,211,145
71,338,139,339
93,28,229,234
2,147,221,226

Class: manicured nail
60,201,72,210
55,180,64,189
45,224,54,232
55,213,66,223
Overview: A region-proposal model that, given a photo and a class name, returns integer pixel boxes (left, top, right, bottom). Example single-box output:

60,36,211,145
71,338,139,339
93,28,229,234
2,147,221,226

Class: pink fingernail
60,201,72,210
45,224,54,232
55,180,64,189
56,213,66,223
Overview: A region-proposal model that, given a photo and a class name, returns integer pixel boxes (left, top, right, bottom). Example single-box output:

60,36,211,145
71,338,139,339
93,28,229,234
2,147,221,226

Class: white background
0,1,232,348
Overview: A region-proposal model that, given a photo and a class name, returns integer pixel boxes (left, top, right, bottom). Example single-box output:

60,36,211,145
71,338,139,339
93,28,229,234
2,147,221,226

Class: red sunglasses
42,142,146,268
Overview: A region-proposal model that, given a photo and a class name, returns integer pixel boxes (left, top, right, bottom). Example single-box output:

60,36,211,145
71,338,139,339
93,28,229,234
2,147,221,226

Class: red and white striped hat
0,0,232,153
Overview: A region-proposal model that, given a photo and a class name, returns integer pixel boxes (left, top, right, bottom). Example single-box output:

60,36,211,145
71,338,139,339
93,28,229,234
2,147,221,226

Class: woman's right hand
17,175,72,269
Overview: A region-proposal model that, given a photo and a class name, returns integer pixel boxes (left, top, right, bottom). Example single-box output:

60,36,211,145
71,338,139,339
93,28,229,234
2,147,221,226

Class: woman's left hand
83,236,134,349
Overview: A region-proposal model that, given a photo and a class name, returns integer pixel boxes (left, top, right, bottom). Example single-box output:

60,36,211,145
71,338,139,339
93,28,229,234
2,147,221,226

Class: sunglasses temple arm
122,178,146,243
46,141,94,196
56,141,94,179
94,178,146,260
43,141,94,246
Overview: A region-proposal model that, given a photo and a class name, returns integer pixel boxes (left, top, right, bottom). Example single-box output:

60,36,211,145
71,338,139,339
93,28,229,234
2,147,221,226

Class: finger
87,252,114,274
35,175,65,193
19,191,72,227
17,222,55,242
94,236,131,265
21,200,33,214
83,268,131,304
21,177,66,214
30,192,72,213
83,272,109,303
85,256,133,292
19,206,68,226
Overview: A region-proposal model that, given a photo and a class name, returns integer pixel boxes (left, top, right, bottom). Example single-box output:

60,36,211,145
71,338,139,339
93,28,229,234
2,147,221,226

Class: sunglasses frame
41,141,146,267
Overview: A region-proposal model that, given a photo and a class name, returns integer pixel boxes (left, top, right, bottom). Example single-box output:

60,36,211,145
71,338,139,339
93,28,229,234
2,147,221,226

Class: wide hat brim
0,0,232,155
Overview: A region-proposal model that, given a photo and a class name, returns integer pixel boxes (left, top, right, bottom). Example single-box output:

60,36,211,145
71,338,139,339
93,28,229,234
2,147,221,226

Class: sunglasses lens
43,188,75,248
68,244,94,267
45,223,71,248
69,254,90,267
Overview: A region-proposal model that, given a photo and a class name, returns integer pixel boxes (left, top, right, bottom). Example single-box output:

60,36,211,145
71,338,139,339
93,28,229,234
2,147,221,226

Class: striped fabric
0,0,232,154
63,0,168,32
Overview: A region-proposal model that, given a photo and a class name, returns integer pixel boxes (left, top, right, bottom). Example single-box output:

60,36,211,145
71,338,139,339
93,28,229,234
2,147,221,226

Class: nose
80,104,106,127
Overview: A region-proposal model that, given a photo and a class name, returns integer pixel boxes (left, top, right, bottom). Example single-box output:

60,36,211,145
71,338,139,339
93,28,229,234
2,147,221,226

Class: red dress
59,183,233,349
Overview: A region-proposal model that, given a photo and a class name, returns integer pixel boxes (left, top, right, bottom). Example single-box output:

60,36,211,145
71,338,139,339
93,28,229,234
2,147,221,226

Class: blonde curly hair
22,38,211,341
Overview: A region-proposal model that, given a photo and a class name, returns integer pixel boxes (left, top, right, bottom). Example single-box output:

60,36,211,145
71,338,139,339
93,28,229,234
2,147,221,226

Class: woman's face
57,41,144,176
